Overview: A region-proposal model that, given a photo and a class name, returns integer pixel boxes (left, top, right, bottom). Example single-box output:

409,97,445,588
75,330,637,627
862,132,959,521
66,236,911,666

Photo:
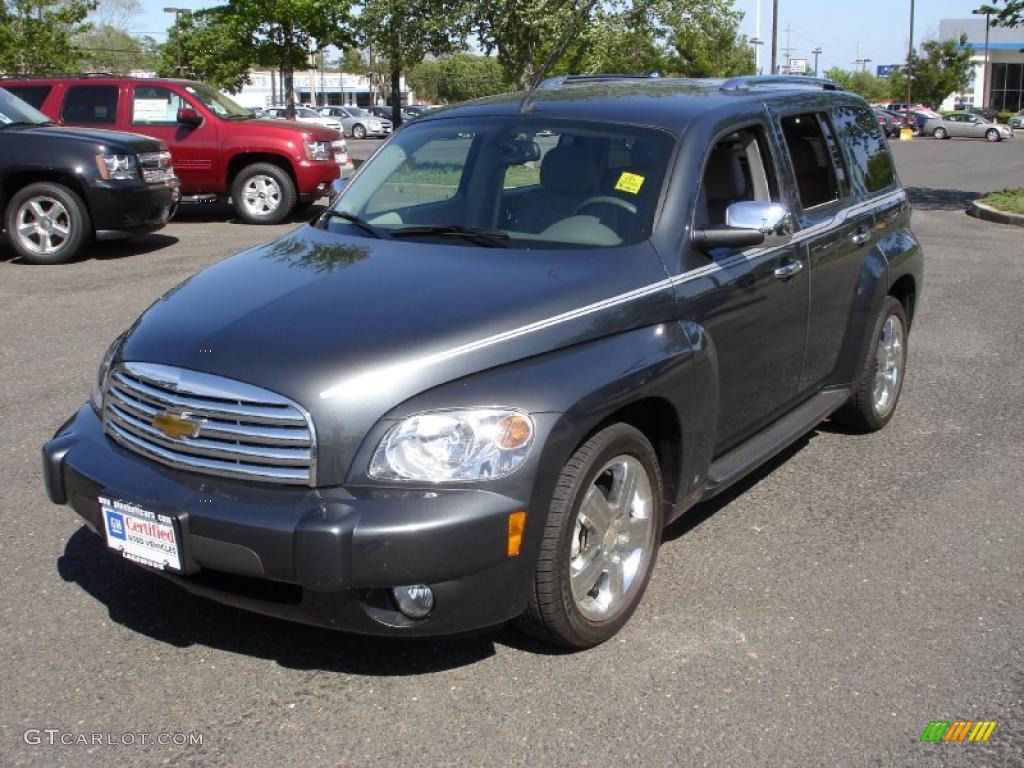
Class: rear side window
780,113,840,210
832,106,896,193
62,85,119,125
5,85,51,110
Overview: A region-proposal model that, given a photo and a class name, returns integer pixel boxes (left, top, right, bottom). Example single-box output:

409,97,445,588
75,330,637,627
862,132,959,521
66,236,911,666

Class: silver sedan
317,106,391,139
923,112,1013,142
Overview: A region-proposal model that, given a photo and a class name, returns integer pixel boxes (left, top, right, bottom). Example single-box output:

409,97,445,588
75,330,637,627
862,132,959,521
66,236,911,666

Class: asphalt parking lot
2,136,1022,768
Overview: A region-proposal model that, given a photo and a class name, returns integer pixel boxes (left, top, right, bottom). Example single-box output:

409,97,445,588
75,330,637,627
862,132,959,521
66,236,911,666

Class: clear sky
135,0,987,74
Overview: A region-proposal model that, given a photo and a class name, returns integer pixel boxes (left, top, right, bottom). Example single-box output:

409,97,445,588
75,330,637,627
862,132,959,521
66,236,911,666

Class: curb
969,200,1024,228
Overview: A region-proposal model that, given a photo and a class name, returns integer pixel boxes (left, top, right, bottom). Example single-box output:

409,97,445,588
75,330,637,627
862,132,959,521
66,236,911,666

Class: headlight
304,139,333,161
89,334,124,411
96,154,139,180
369,408,535,482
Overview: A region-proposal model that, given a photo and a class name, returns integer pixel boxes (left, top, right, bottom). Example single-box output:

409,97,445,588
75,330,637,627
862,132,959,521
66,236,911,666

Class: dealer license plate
100,496,182,572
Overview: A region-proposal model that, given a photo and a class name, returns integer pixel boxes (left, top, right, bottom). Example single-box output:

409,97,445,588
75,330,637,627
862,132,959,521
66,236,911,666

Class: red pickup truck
5,76,348,224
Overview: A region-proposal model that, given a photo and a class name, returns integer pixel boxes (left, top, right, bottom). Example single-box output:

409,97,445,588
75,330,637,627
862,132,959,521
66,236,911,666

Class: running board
702,388,850,500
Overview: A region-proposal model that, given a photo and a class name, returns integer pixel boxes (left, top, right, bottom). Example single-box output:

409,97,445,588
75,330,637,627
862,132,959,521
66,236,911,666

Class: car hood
15,124,163,152
119,225,674,482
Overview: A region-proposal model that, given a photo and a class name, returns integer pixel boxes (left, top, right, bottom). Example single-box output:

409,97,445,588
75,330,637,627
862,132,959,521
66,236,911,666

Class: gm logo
106,511,126,541
921,720,997,742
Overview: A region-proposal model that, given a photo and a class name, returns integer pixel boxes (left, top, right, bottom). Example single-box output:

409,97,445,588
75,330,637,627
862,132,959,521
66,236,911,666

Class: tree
409,53,509,103
406,58,442,103
76,24,156,73
659,0,754,77
356,0,467,126
556,2,667,76
888,34,974,109
979,1,1023,26
824,67,890,103
473,0,601,89
0,1,95,74
156,10,252,91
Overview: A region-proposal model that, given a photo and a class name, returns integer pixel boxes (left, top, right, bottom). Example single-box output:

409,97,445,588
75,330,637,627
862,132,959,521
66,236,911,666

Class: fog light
391,584,434,619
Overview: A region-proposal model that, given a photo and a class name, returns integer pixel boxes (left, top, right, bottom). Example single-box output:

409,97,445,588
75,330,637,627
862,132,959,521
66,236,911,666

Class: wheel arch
889,273,917,327
225,152,297,190
1,170,91,222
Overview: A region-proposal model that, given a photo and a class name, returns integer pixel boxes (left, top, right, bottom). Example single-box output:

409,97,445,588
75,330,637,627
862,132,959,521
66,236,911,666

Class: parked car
923,112,1013,142
43,75,921,648
894,109,937,135
5,76,345,224
318,106,391,138
264,105,343,133
874,108,901,137
0,87,178,264
1008,109,1024,129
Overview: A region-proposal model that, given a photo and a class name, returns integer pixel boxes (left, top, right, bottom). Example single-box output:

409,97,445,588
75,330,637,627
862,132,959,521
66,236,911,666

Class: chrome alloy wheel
14,196,71,255
240,174,283,217
872,314,905,417
570,455,656,621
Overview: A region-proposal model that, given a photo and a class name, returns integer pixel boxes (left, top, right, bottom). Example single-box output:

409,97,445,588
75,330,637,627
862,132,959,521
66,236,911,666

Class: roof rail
536,73,660,89
720,75,843,92
0,72,117,80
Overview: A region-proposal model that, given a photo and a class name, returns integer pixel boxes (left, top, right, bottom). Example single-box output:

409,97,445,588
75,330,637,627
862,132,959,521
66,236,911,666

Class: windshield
183,83,251,118
347,107,370,117
295,108,321,118
0,87,51,126
332,117,675,249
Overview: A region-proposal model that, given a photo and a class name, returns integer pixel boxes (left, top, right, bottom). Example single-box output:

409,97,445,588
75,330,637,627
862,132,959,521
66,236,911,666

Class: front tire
4,182,90,264
985,128,1000,142
517,423,664,649
833,295,909,432
932,127,948,139
231,163,296,224
352,123,366,139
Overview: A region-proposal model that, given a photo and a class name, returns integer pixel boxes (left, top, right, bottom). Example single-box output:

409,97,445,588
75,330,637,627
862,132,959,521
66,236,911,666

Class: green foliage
0,0,96,74
408,53,509,103
977,187,1024,215
979,1,1023,27
659,0,753,77
156,10,252,92
997,110,1015,123
823,68,890,103
76,24,157,73
887,34,974,109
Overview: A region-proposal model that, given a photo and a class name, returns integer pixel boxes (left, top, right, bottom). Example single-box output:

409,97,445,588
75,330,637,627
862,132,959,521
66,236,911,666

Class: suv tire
5,182,90,264
517,423,663,649
833,295,909,432
232,163,296,224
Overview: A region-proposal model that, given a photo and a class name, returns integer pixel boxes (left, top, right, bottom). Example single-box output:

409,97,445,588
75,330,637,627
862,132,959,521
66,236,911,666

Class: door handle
851,227,871,246
773,259,804,280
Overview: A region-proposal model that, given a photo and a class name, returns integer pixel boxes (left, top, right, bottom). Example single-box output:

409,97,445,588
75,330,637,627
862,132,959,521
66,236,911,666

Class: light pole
862,58,872,73
972,8,992,109
771,0,779,74
163,7,189,77
812,46,822,77
750,38,765,74
905,0,915,127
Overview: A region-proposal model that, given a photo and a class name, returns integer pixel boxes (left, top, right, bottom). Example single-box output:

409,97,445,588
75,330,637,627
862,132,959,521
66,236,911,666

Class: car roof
415,75,867,134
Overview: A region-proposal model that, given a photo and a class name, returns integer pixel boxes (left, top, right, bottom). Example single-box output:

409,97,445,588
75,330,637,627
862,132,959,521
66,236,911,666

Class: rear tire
231,163,296,224
832,296,909,432
516,423,664,649
4,182,90,264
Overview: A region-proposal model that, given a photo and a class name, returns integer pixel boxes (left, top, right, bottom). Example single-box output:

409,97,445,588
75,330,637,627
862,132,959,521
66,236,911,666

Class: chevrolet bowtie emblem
151,410,204,440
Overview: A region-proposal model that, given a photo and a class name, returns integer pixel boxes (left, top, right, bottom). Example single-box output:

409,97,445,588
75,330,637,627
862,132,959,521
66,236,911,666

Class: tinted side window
780,113,840,209
132,86,185,124
832,106,896,194
62,85,119,125
5,85,51,110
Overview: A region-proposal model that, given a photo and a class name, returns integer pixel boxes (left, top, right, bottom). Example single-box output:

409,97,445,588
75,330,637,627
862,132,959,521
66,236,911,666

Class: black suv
42,76,922,648
1,87,178,264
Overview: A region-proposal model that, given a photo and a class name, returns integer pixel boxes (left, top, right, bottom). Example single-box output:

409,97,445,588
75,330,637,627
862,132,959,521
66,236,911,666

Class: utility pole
972,7,992,109
780,24,795,74
771,0,779,74
812,47,822,77
163,7,189,77
905,0,915,121
754,0,761,74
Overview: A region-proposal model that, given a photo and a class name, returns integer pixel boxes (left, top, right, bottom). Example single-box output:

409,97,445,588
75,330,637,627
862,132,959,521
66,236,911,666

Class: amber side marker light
507,511,527,557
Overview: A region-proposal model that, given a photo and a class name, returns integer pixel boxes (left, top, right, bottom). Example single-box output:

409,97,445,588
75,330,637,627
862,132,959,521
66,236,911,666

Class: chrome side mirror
725,201,794,247
328,178,347,206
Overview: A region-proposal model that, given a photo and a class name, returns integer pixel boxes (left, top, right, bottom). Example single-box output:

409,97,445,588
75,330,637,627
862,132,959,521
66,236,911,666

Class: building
939,18,1024,112
230,69,414,109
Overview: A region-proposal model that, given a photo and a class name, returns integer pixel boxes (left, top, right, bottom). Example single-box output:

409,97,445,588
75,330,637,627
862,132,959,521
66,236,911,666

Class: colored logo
151,410,204,440
920,721,997,743
106,511,126,540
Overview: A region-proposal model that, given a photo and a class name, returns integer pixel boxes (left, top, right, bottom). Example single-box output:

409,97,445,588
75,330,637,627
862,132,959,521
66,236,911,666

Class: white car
265,106,343,133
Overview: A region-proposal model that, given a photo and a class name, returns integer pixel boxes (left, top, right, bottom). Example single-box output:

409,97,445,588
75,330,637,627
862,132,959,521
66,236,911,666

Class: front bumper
85,179,179,235
43,405,533,636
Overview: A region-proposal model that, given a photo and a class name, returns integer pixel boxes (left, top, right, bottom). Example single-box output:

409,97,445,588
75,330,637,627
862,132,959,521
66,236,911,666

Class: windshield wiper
318,209,389,239
390,224,510,248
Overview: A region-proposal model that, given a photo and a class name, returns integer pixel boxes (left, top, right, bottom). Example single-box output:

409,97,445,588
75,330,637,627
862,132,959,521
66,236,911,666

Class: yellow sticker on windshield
614,171,645,194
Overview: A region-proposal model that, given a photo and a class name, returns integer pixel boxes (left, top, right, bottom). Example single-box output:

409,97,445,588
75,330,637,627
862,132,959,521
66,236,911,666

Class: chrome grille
103,362,315,486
